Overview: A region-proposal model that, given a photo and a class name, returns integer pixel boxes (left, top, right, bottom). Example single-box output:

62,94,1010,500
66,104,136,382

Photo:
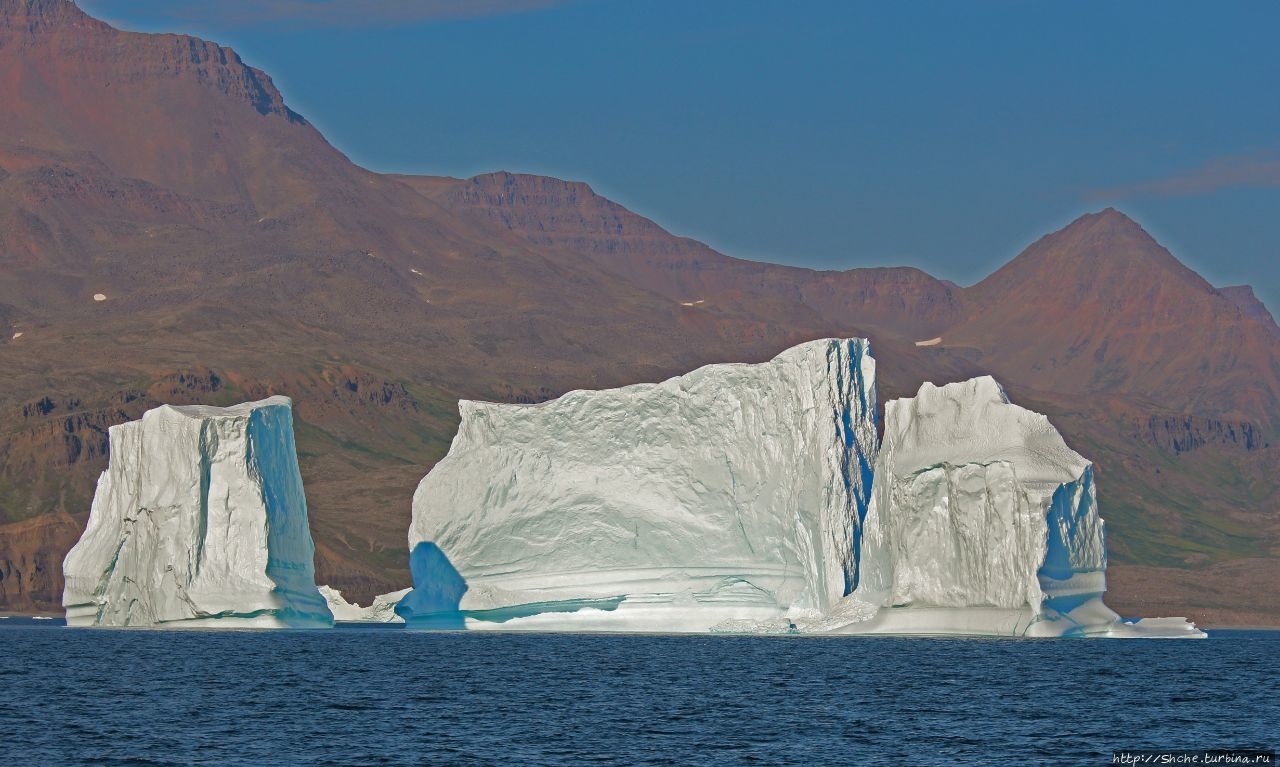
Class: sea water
1,620,1274,766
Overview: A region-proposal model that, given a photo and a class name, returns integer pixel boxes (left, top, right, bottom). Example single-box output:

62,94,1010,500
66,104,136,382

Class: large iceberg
401,339,1201,637
834,376,1200,637
401,338,878,631
62,397,333,628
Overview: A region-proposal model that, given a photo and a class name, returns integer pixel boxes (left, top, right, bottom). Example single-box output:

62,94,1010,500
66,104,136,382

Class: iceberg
320,585,410,623
401,338,878,631
837,376,1201,638
401,339,1201,637
62,397,333,628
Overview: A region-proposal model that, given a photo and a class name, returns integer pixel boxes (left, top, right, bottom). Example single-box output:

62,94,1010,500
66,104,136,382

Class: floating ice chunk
319,585,410,623
62,397,333,628
1106,616,1209,639
401,338,879,631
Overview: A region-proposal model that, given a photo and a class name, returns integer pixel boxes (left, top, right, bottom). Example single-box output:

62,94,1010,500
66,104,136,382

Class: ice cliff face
62,397,332,628
848,377,1127,636
402,339,878,631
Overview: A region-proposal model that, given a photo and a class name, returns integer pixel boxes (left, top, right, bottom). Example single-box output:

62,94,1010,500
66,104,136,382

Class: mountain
936,212,1280,587
955,209,1280,423
1,0,1277,625
399,171,966,342
1220,285,1280,336
0,0,917,610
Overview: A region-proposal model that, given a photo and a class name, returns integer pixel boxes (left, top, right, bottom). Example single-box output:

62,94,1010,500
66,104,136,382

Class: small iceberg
320,586,410,623
62,398,333,629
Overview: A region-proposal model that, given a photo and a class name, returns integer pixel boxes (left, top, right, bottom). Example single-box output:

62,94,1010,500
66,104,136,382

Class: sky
81,0,1280,313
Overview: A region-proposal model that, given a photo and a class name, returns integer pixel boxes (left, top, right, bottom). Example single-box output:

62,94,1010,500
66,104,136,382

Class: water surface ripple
1,623,1275,766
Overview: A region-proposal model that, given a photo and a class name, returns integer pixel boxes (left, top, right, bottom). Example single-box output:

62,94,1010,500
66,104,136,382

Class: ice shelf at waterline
320,586,410,623
837,376,1201,638
62,397,333,628
401,338,879,631
401,339,1201,637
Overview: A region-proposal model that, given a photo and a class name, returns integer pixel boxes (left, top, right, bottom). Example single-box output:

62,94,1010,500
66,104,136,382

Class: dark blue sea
1,620,1275,766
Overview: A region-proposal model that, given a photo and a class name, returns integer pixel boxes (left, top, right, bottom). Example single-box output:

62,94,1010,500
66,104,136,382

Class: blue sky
82,0,1280,311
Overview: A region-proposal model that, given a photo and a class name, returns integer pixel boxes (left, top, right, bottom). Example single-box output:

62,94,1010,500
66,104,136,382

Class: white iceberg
320,585,410,623
400,338,878,631
400,338,1200,637
837,376,1202,638
62,397,333,628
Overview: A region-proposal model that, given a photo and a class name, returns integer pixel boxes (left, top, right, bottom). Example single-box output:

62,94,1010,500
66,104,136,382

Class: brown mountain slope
2,0,871,389
1220,285,1280,336
398,171,966,343
952,209,1280,425
0,1,1276,624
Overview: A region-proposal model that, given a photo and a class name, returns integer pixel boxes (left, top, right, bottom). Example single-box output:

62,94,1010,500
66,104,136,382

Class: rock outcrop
0,511,81,612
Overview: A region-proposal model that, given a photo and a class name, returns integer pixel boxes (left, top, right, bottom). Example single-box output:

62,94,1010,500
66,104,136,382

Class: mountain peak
1059,207,1156,244
1093,206,1134,221
2,0,302,123
0,0,325,206
951,209,1280,421
0,0,101,32
1,0,79,14
973,208,1214,303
